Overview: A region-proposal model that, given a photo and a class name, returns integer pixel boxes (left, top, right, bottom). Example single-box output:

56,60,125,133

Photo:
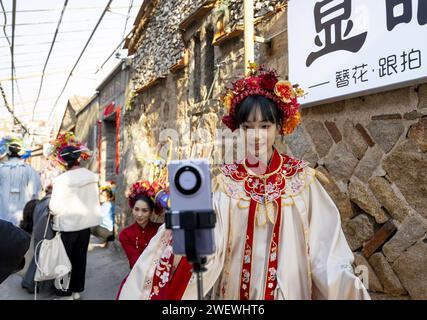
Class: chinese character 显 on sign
306,0,367,67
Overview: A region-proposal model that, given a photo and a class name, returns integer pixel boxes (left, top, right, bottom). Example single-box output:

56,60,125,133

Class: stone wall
131,0,205,88
118,2,427,299
131,0,286,88
280,88,427,300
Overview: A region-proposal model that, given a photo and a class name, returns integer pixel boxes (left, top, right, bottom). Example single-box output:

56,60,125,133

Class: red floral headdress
220,63,304,135
47,132,91,170
127,179,169,212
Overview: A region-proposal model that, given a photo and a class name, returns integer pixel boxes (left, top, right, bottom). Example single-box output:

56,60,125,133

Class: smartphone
167,159,215,256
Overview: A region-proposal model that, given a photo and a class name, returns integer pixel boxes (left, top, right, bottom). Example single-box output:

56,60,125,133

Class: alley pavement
0,236,129,300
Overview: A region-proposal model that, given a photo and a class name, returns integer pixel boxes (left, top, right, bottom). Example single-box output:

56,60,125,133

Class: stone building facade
73,61,130,181
75,95,99,172
116,1,427,299
96,61,130,184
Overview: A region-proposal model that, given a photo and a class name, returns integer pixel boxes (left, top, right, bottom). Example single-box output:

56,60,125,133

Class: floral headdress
220,63,304,135
47,132,91,170
127,179,169,212
100,181,116,193
100,181,116,201
0,136,31,159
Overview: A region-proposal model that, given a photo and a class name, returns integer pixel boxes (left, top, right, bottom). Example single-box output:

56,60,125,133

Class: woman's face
100,191,108,203
132,199,152,227
239,107,279,164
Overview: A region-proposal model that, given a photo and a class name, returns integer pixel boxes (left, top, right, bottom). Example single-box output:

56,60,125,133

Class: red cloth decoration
103,102,115,118
115,106,121,175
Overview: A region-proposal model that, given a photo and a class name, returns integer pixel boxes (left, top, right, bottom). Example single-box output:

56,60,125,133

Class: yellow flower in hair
274,80,295,103
294,86,305,97
248,62,258,74
222,90,234,113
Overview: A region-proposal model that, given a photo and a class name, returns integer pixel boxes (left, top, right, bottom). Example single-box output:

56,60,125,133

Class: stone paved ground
0,236,129,300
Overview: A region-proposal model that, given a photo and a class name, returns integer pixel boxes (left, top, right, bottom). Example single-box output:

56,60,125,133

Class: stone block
353,145,384,182
355,124,375,147
392,241,427,299
324,142,358,181
368,177,412,222
382,214,427,262
315,166,354,221
408,117,427,152
348,177,388,224
324,121,342,143
304,120,334,158
383,140,427,218
403,110,423,120
343,214,376,251
367,120,404,153
369,253,407,296
418,84,427,109
283,125,314,160
343,120,368,160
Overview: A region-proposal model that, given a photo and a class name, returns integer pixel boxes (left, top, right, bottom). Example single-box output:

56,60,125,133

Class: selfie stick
165,209,216,300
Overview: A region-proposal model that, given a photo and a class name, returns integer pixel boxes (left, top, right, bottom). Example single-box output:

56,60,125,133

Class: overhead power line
0,26,121,39
0,34,118,48
95,0,134,74
0,5,137,14
32,0,69,121
11,0,16,111
3,18,112,27
0,81,28,133
0,0,24,109
0,56,104,70
48,0,114,122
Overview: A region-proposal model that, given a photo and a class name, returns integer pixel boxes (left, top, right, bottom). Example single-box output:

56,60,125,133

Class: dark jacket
0,219,31,284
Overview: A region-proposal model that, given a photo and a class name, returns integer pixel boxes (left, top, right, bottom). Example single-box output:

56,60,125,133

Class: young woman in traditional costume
119,181,165,269
116,180,168,298
48,132,101,300
119,65,370,300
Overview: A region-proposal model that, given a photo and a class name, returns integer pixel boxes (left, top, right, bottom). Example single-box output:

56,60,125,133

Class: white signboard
288,0,427,106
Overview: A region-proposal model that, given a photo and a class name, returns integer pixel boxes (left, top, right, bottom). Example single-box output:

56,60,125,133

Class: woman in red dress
119,195,161,269
116,180,167,298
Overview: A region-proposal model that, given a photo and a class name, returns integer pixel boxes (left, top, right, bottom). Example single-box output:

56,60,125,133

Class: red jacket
119,221,161,269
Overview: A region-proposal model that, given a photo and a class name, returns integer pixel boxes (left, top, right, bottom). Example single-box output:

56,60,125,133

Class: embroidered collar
220,149,307,204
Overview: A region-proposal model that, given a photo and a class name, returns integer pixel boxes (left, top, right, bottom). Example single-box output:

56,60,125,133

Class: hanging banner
115,106,121,175
288,0,427,106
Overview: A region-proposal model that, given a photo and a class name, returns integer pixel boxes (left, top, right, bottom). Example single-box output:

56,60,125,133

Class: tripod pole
197,271,204,300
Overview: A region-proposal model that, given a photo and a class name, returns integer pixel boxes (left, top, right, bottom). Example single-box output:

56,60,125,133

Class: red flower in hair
260,72,278,91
